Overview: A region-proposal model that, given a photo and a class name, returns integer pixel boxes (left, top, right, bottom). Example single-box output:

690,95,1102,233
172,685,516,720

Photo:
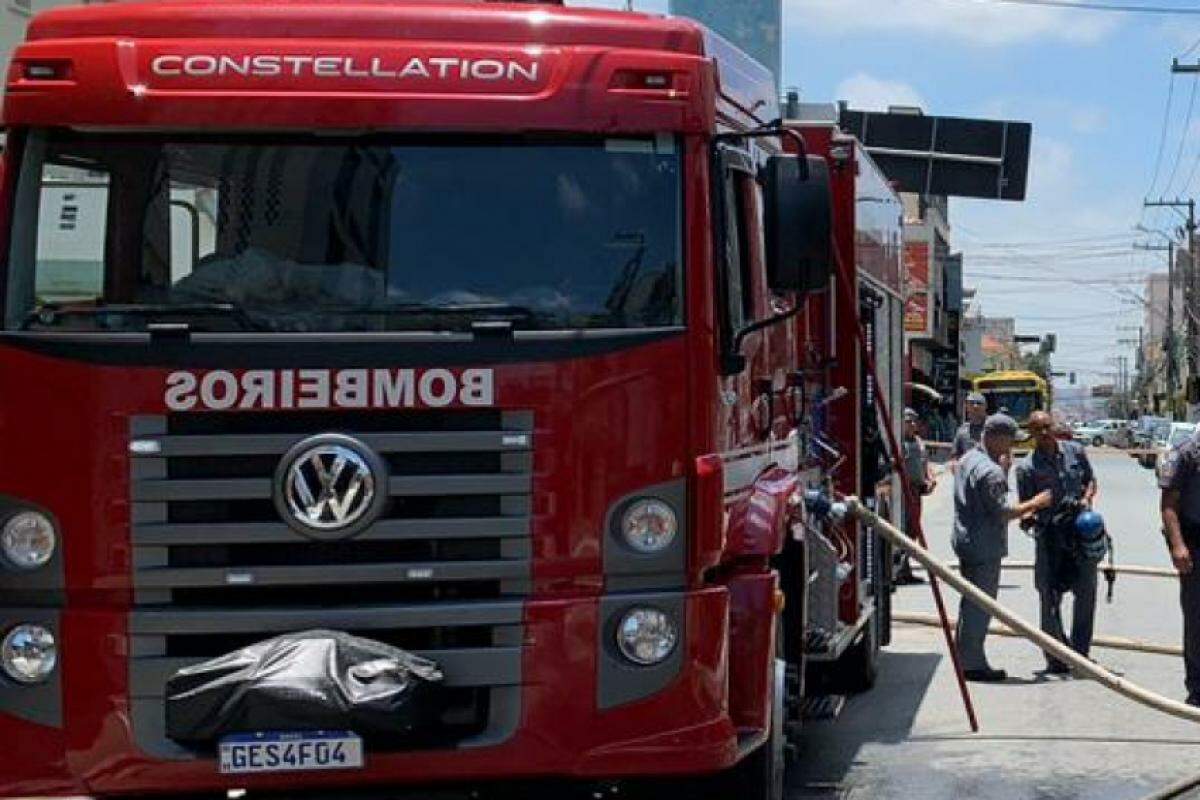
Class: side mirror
763,154,832,293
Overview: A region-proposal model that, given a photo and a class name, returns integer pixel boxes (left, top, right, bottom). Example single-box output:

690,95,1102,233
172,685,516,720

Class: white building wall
962,314,985,376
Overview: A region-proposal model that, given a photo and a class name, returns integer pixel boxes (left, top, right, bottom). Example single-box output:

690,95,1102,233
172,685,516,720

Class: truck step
801,694,846,721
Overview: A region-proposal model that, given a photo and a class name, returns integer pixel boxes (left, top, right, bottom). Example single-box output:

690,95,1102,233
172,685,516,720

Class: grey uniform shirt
953,447,1014,564
953,421,985,459
1160,432,1200,546
1015,441,1094,527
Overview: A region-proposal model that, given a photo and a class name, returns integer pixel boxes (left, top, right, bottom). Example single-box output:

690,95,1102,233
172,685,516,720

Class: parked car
1144,422,1199,477
1073,419,1133,448
1133,416,1172,449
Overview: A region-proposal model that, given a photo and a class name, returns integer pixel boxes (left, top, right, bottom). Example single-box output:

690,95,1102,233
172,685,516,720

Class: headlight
0,511,57,571
619,499,678,554
616,607,678,666
1,624,57,684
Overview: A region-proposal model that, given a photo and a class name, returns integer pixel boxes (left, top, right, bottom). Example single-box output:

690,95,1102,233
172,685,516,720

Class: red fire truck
0,2,904,798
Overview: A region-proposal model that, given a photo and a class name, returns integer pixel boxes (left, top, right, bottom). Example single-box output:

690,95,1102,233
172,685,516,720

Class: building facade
1140,271,1186,416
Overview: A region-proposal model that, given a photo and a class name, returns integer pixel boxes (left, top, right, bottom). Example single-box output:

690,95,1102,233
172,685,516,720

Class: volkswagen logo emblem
273,434,388,540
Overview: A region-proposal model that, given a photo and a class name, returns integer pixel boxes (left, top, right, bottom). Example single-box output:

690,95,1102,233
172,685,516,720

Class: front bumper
0,587,740,798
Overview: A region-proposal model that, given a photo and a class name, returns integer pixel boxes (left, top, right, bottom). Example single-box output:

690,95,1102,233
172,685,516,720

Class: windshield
1169,426,1197,447
981,390,1042,424
5,131,682,332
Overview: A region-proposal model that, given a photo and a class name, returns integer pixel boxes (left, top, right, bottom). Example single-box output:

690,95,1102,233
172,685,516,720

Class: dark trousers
1035,538,1097,667
895,495,923,576
957,560,1002,671
1182,543,1200,704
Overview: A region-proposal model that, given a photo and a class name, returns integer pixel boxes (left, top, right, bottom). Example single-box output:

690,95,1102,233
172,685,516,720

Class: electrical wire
963,0,1200,14
1164,74,1200,198
1148,74,1178,203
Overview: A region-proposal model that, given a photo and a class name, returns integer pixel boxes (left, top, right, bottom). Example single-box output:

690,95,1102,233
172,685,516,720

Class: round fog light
1,624,57,684
1,511,57,571
616,607,678,666
620,499,677,553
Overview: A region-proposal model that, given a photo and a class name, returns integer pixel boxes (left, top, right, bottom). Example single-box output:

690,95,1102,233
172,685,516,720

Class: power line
1146,73,1177,202
965,0,1200,14
1164,74,1199,197
959,231,1139,247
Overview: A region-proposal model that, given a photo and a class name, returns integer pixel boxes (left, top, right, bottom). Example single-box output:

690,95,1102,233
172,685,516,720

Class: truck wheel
730,654,786,800
721,618,786,800
836,609,879,694
1092,436,1103,447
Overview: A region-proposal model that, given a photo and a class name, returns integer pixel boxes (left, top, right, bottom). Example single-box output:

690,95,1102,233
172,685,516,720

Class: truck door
715,144,773,450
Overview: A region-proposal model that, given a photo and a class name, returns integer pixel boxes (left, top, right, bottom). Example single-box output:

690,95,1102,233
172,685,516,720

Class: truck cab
0,3,887,798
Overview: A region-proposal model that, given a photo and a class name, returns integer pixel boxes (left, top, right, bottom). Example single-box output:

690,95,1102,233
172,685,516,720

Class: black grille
126,409,531,757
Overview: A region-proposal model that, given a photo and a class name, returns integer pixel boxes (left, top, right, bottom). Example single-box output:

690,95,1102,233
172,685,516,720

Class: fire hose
830,495,1200,724
893,612,1183,658
950,560,1178,580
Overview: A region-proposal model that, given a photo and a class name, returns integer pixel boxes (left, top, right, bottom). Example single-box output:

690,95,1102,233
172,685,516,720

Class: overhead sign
934,352,959,398
839,109,1032,201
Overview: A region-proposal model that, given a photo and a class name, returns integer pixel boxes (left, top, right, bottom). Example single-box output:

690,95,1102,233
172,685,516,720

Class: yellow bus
972,370,1050,433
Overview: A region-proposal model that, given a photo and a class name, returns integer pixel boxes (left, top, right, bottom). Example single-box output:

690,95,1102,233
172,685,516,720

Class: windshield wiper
348,302,557,329
20,302,265,332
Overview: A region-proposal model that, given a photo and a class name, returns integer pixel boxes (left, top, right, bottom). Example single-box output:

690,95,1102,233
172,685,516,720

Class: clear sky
571,0,1200,390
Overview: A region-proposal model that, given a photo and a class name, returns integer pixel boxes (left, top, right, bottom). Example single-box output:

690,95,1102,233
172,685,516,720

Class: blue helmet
1075,510,1105,538
1075,510,1109,561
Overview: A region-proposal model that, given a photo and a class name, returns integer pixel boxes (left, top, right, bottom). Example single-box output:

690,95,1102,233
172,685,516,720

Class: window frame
713,143,762,356
4,130,688,333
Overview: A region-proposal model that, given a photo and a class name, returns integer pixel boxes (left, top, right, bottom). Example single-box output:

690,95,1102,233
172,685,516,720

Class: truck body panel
0,2,898,796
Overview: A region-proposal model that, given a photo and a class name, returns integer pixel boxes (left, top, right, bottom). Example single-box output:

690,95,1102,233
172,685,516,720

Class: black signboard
934,352,960,398
839,109,1032,201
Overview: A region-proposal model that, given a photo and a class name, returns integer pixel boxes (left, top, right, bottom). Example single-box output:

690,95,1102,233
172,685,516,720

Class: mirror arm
713,125,810,177
723,303,802,375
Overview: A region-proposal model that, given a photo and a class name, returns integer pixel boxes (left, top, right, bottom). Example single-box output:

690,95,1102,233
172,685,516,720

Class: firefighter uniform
952,421,984,460
1158,435,1200,705
952,443,1014,675
952,392,988,460
1015,440,1097,670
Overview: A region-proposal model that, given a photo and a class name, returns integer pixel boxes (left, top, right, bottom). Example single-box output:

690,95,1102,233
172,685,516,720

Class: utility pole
1118,324,1142,408
1115,355,1126,418
1119,333,1140,414
1135,238,1177,417
1145,192,1197,419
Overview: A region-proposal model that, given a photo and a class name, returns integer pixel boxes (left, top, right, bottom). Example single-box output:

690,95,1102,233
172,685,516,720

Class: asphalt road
789,448,1200,800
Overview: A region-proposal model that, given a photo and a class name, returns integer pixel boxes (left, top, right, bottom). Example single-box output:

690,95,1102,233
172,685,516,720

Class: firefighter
1159,427,1200,706
897,408,935,584
1016,410,1099,674
951,392,989,469
953,414,1053,682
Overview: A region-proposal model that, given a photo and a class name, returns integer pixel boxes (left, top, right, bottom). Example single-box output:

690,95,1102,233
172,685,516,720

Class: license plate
218,731,364,774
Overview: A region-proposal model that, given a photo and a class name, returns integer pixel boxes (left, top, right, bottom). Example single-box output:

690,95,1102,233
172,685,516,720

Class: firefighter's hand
1032,490,1054,511
1171,543,1194,575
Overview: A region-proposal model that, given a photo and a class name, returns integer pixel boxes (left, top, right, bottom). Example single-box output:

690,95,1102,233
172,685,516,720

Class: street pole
1122,355,1128,418
1145,194,1197,418
1171,241,1177,418
1138,325,1145,408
